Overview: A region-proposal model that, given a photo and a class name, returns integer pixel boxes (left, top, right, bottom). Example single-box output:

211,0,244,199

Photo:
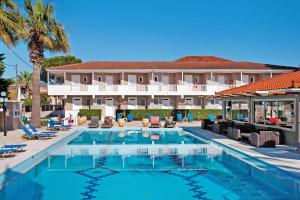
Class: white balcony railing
48,84,240,96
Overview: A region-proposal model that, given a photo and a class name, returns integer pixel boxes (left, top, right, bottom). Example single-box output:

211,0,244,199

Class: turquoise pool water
0,129,299,200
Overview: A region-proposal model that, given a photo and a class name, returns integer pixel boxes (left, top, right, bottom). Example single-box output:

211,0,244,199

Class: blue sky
1,0,300,78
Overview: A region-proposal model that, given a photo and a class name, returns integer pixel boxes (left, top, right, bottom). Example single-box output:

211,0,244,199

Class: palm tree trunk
31,62,41,127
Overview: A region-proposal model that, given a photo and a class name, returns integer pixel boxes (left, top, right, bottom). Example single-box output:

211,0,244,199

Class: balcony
48,84,238,97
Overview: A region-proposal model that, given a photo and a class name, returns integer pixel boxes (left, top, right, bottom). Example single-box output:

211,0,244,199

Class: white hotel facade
47,56,294,118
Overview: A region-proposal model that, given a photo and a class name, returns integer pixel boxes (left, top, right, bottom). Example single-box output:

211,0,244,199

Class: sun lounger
164,116,176,128
0,148,16,158
2,144,27,152
101,117,113,128
48,119,70,131
19,122,56,139
27,123,57,134
89,116,99,128
150,116,160,128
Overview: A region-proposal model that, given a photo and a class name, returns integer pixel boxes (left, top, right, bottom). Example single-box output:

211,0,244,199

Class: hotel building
47,56,294,118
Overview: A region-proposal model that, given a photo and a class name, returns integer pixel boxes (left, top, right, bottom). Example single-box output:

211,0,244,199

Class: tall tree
18,70,32,88
0,54,13,93
0,0,24,46
41,55,81,83
23,0,70,127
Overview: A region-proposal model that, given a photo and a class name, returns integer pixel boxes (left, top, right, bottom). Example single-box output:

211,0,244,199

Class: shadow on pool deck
184,126,300,179
0,167,44,200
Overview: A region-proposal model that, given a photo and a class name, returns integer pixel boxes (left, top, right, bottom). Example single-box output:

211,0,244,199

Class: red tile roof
217,70,300,96
48,56,295,71
175,56,232,62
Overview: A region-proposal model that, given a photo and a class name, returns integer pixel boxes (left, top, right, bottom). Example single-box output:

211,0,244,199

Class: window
195,76,200,84
128,98,137,106
195,98,202,106
231,101,249,122
138,76,143,83
96,99,102,105
185,97,194,105
254,101,265,124
265,101,278,125
250,76,255,83
210,98,215,105
86,99,91,106
83,76,88,83
218,99,222,105
278,101,294,129
154,76,158,82
98,76,102,82
140,98,146,106
153,98,159,105
254,100,295,130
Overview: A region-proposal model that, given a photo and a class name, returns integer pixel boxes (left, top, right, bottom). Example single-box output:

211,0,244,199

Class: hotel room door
71,75,81,91
105,98,114,117
184,75,193,85
128,75,136,85
161,75,169,91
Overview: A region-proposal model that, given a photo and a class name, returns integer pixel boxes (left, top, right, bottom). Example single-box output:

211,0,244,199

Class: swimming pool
1,128,299,200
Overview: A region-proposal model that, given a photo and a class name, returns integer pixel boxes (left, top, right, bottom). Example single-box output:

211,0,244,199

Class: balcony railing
48,84,240,96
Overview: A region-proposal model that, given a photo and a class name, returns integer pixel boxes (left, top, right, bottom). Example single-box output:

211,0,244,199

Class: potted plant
142,118,149,127
117,118,125,127
77,112,87,125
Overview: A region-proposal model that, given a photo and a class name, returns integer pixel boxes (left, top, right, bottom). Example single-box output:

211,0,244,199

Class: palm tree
18,71,32,89
23,0,69,127
0,0,24,46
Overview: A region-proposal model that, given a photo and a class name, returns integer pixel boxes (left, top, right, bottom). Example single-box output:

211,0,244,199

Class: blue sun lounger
48,119,70,130
19,123,56,139
0,148,16,158
2,144,27,151
27,123,57,134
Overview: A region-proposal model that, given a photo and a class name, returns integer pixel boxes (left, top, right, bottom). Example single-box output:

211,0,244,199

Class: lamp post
0,91,8,136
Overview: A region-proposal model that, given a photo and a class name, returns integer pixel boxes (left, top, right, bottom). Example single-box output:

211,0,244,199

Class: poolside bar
217,70,300,147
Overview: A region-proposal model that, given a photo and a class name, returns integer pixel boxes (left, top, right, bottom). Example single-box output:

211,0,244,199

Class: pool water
69,130,204,145
0,129,298,200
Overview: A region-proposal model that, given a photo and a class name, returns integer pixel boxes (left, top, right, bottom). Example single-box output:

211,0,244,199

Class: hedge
116,109,222,120
78,109,102,120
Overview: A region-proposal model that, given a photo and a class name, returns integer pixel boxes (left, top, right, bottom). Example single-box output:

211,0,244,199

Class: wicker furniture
250,131,280,147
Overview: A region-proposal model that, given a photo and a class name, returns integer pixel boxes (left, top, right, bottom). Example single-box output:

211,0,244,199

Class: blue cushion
147,114,152,120
208,114,215,121
127,114,133,121
117,113,123,120
187,114,193,121
177,114,183,121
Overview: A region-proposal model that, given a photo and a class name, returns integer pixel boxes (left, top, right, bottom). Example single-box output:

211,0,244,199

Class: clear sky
1,0,300,78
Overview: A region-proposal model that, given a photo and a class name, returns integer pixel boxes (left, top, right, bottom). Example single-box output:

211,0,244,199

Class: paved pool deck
0,120,300,180
0,125,87,174
185,126,300,179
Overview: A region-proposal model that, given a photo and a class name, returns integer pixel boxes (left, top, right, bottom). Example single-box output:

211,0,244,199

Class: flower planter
142,118,149,127
118,119,125,127
78,116,87,125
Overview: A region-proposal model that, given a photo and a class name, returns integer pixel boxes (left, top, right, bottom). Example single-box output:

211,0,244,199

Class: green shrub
188,109,222,120
78,109,102,120
116,109,222,120
40,119,48,127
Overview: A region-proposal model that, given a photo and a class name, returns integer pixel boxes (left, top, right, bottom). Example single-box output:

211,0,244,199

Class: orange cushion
151,116,159,124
